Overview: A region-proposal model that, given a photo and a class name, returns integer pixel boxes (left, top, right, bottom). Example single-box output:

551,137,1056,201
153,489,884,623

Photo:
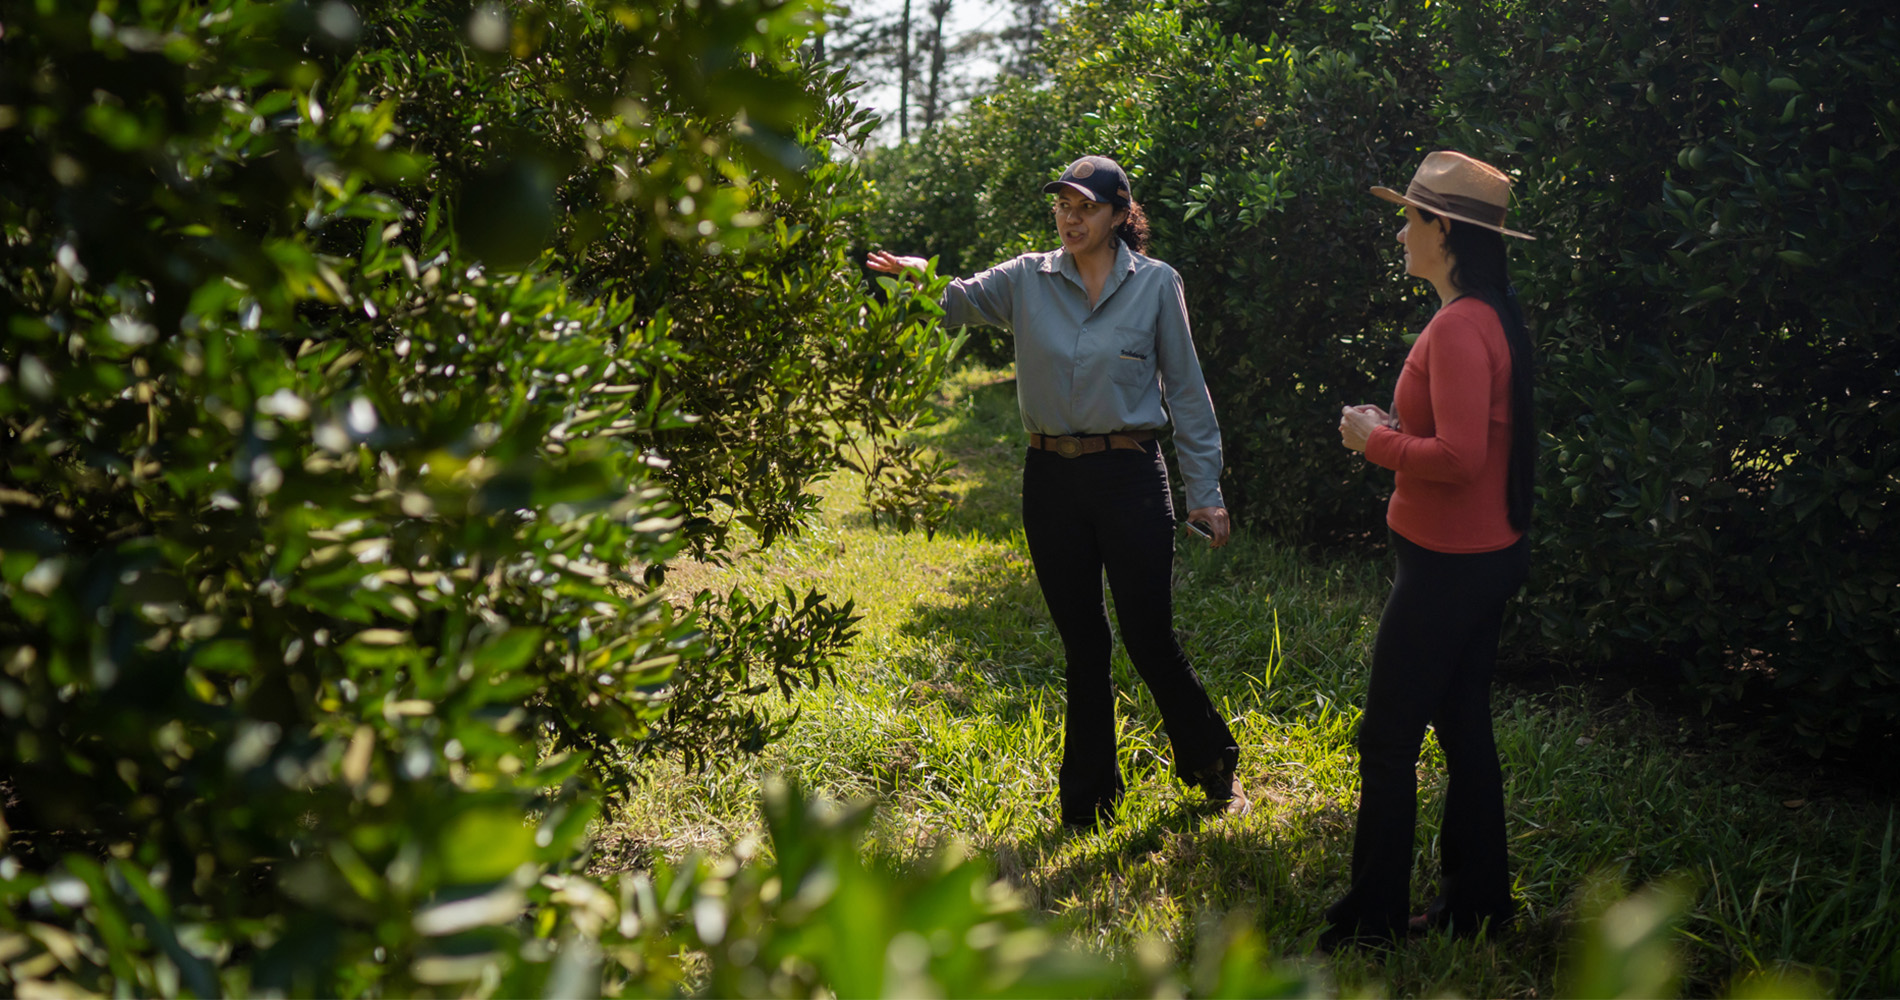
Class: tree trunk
1002,0,1050,80
897,0,913,140
922,0,952,131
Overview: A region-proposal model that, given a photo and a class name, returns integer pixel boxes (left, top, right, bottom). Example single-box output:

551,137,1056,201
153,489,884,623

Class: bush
0,0,959,991
1426,1,1900,750
860,0,1900,750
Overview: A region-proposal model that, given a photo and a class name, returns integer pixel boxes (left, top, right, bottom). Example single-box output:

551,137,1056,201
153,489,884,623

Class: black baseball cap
1041,155,1132,208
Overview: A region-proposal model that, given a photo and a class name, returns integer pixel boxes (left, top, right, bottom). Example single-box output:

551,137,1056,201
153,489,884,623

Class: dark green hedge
865,0,1900,751
1432,1,1899,749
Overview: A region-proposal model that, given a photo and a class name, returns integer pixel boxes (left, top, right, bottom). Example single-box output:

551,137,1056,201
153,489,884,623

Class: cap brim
1043,180,1115,205
1370,185,1535,240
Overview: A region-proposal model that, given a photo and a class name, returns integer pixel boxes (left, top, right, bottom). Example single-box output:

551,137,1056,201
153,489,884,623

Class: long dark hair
1418,207,1535,532
1116,200,1150,254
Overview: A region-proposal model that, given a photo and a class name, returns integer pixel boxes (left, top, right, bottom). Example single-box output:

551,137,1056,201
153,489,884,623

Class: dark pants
1326,530,1530,937
1021,441,1239,826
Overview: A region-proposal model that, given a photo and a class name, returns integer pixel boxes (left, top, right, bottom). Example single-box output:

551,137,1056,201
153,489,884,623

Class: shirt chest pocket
1110,326,1158,388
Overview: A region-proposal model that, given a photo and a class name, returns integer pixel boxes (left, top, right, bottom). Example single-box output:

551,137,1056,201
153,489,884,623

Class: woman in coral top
1322,151,1536,950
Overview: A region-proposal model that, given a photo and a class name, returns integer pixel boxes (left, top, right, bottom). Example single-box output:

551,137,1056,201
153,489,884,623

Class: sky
824,0,1015,144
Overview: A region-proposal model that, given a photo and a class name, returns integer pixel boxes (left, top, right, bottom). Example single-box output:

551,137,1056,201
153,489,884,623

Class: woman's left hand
1339,404,1394,453
1186,506,1231,548
866,249,929,278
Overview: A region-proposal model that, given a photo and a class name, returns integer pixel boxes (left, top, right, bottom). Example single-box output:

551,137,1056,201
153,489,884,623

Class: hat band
1406,182,1508,229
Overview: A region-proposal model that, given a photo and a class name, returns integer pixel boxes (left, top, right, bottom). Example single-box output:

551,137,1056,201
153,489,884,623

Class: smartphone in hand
1182,518,1213,540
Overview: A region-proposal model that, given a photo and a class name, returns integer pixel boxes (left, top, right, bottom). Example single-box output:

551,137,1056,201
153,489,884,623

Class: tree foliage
1430,1,1899,750
862,0,1900,750
0,0,963,991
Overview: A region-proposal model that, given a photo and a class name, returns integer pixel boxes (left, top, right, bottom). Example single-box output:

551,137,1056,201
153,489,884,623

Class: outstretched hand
866,249,929,277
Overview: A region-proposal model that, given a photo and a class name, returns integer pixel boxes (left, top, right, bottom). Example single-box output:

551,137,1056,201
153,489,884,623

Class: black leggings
1327,530,1530,935
1021,441,1238,825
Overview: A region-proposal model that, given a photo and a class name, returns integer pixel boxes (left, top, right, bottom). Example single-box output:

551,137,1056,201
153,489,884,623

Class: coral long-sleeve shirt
1364,296,1522,554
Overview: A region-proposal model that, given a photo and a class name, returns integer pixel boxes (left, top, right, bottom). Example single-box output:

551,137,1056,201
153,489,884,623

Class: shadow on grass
884,543,1253,743
887,546,1060,712
987,792,1568,996
990,793,1348,936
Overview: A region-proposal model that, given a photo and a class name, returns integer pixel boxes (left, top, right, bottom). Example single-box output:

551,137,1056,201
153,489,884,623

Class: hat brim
1042,180,1126,207
1371,185,1535,240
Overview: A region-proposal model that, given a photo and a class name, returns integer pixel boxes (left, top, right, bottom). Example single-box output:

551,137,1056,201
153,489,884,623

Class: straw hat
1371,151,1534,240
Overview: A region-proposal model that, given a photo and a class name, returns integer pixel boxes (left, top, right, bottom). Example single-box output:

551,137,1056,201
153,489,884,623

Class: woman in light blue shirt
868,155,1245,828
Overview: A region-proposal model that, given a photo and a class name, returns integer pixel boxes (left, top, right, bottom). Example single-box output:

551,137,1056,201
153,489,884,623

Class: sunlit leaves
0,0,962,994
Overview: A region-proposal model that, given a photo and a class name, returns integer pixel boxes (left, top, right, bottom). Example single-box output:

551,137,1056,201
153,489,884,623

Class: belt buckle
1055,436,1083,458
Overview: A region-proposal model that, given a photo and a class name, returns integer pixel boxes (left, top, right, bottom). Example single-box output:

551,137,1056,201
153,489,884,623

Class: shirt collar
1043,241,1138,295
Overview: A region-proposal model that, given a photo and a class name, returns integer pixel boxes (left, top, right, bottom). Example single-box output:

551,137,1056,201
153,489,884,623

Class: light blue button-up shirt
941,240,1226,511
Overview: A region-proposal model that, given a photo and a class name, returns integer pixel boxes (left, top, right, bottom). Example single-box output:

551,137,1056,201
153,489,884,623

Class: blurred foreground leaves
2,776,1324,997
0,0,960,991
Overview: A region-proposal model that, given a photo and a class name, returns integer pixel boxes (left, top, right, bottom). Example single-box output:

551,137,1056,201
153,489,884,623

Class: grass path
605,365,1897,998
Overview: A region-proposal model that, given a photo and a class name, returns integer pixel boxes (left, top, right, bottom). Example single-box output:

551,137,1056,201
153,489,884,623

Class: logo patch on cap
1072,161,1096,179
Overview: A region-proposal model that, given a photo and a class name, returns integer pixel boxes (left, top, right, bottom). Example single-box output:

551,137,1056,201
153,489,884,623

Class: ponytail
1116,200,1150,255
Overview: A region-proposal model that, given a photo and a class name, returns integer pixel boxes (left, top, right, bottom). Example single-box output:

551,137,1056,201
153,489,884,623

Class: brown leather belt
1029,429,1156,458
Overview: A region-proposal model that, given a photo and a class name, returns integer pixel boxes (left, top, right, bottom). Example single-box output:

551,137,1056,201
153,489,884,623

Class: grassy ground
604,364,1898,998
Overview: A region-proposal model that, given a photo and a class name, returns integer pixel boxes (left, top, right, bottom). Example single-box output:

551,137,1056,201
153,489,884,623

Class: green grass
605,364,1898,998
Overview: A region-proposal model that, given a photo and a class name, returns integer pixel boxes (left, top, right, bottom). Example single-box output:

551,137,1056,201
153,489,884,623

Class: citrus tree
0,0,966,991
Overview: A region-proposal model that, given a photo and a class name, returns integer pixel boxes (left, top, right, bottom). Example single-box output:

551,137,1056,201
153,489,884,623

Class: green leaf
473,627,544,675
439,805,539,884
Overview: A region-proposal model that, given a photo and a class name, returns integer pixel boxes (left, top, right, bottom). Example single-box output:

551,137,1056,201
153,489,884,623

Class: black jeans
1326,530,1530,937
1021,440,1238,825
